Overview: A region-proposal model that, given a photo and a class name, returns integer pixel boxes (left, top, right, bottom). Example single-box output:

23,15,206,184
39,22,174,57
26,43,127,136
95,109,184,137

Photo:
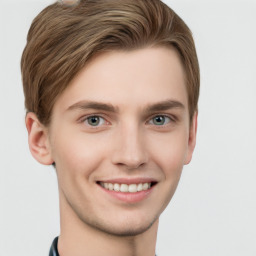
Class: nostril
124,162,145,170
111,139,149,169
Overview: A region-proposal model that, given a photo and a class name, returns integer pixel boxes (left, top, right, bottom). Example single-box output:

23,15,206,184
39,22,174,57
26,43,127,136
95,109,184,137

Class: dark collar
49,236,157,256
49,237,59,256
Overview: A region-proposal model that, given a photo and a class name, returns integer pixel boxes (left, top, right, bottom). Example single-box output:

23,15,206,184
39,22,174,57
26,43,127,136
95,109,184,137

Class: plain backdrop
0,0,256,255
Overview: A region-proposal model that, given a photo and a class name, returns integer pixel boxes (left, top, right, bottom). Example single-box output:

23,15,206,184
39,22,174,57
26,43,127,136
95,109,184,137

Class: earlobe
184,112,198,165
25,112,54,165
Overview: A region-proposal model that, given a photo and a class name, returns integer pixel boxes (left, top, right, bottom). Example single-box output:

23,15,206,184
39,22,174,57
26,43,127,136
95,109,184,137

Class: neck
57,191,158,256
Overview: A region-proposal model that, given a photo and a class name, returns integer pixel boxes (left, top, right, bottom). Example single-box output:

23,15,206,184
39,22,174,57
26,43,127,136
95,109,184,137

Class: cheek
51,129,109,179
147,131,189,213
148,129,189,177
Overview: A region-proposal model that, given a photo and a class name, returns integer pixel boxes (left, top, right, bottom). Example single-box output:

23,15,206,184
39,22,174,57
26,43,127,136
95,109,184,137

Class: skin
26,46,197,256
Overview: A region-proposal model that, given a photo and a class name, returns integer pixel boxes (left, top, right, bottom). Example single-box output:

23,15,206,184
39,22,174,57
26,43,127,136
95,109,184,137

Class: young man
21,0,200,255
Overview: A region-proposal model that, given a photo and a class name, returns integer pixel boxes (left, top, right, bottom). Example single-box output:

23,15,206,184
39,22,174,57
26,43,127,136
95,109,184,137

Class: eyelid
147,114,176,124
77,113,178,128
78,114,110,126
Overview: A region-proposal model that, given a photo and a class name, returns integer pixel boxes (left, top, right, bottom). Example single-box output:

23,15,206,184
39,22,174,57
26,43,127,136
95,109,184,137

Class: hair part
21,0,200,126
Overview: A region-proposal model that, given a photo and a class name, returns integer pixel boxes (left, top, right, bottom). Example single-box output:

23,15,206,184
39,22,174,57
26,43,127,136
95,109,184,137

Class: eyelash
148,115,173,126
79,115,109,128
79,114,176,128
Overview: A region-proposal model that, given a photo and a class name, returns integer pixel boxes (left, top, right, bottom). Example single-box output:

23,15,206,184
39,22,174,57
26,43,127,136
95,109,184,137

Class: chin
83,212,159,237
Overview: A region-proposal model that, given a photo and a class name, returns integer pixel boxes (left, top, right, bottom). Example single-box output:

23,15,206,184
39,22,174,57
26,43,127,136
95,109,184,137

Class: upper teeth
100,182,151,193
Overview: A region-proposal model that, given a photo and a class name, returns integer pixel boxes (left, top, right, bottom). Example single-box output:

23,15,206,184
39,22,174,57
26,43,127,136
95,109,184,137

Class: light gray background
0,0,256,255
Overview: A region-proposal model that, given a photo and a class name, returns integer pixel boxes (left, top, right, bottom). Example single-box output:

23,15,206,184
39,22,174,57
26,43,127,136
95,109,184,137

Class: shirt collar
49,237,59,256
49,236,157,256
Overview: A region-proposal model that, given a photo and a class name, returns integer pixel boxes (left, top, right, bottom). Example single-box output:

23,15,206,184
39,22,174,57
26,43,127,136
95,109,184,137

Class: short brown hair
21,0,200,126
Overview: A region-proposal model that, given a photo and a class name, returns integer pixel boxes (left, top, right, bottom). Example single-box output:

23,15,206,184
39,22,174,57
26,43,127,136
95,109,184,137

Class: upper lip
97,177,158,185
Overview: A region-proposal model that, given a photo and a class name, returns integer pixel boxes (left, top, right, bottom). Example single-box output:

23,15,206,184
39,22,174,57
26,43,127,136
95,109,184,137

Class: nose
111,124,148,170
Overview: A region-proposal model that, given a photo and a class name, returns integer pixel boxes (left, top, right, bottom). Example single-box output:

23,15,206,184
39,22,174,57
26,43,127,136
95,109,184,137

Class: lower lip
98,185,155,203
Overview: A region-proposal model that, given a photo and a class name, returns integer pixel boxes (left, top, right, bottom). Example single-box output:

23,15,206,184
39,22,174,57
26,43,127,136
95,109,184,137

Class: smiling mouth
97,181,157,193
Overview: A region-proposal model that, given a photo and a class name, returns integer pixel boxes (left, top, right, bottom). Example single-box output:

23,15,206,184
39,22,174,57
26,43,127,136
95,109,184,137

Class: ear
25,112,54,165
184,112,198,165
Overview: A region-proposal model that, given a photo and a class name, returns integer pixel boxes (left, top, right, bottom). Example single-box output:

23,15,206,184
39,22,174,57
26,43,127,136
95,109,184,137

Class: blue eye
85,116,105,126
150,115,171,126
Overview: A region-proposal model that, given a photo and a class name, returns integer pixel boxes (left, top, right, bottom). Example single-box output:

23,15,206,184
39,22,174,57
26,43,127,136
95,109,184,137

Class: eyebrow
144,99,185,113
66,99,185,113
66,100,118,112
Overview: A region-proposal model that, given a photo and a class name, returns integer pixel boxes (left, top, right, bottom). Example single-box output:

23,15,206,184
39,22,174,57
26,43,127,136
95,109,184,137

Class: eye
149,115,172,126
84,116,106,127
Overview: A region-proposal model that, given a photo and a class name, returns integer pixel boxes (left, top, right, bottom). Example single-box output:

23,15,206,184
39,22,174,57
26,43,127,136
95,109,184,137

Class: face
41,47,197,236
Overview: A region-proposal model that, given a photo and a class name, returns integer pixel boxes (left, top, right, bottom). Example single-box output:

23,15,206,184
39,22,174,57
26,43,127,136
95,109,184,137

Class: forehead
54,46,188,113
